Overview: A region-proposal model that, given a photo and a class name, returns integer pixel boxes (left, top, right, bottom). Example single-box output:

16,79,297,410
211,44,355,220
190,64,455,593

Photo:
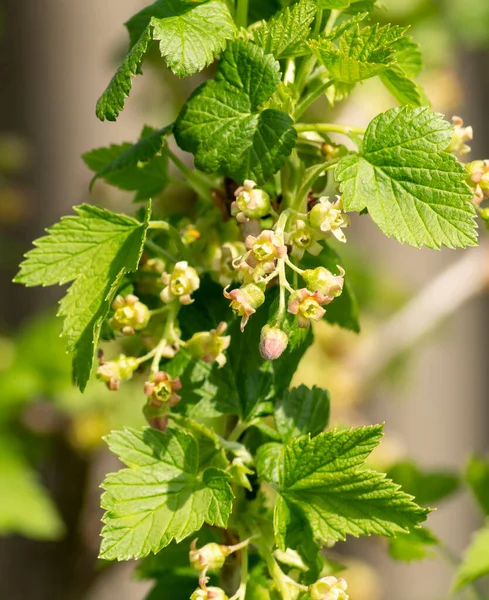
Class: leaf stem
166,148,216,202
144,238,178,263
294,79,335,120
295,122,366,136
235,0,249,28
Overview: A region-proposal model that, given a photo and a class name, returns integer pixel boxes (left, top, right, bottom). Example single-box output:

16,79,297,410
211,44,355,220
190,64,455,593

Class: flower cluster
448,116,473,158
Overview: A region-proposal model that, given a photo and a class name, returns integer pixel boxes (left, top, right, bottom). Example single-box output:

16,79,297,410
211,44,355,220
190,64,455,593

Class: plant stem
144,238,178,263
295,122,366,136
228,420,250,442
235,0,248,28
148,220,191,261
294,79,335,120
166,148,215,202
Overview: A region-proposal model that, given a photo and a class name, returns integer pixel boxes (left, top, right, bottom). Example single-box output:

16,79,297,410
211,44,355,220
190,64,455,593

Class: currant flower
210,242,246,287
302,266,345,299
287,288,328,328
96,353,139,391
186,322,231,367
309,196,350,243
110,294,150,335
143,371,182,407
243,230,287,279
189,540,231,572
286,219,322,260
231,179,271,223
447,116,473,157
466,159,489,204
224,283,265,331
161,261,200,305
190,586,228,600
308,576,349,600
141,256,166,274
259,324,289,360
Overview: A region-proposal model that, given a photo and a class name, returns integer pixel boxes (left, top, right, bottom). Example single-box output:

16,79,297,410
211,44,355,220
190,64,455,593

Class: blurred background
1,0,489,598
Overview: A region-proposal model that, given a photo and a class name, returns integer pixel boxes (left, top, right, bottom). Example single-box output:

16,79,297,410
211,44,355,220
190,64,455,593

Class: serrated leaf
252,0,317,59
336,106,477,249
274,425,428,546
310,24,407,84
318,0,351,8
100,427,233,560
175,39,297,185
301,244,360,332
15,205,150,390
83,127,170,202
256,442,284,484
170,415,229,471
453,522,489,591
275,385,330,442
97,0,236,121
466,454,489,516
96,25,152,122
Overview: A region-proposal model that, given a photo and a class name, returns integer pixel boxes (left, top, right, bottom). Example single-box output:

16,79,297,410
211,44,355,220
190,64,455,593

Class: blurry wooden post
0,1,150,598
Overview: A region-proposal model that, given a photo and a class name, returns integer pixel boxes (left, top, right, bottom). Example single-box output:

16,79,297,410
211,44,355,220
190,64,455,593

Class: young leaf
97,0,236,121
379,37,426,107
83,126,170,202
96,25,152,122
252,0,317,59
453,522,489,591
336,106,477,249
309,24,407,84
466,454,489,515
15,205,151,390
274,425,428,546
388,527,438,563
275,385,330,442
100,427,234,560
175,40,297,184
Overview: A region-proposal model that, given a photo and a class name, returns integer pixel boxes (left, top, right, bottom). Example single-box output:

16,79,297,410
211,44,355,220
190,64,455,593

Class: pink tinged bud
302,265,345,298
224,283,265,331
308,576,349,600
189,540,231,572
109,295,150,335
288,289,327,328
96,354,139,390
259,325,289,360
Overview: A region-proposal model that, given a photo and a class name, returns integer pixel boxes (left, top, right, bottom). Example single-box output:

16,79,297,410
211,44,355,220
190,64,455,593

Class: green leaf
466,454,489,515
336,106,477,249
387,460,460,506
309,24,407,84
301,243,360,332
0,439,64,540
388,527,438,562
170,415,229,471
175,39,297,185
318,0,351,7
97,0,236,121
275,385,330,442
252,0,317,59
379,37,425,107
96,25,152,122
83,126,170,202
100,427,234,560
274,425,428,546
453,522,489,591
256,442,284,484
150,0,236,77
15,204,150,390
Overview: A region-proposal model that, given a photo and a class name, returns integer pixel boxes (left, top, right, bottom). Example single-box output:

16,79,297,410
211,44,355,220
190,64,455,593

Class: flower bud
447,116,473,157
309,196,350,243
191,587,228,600
259,325,289,360
96,353,139,391
161,261,200,305
189,540,231,572
186,322,231,367
308,576,349,600
288,288,328,328
141,257,166,274
110,294,150,335
302,266,345,298
224,283,265,331
232,180,271,222
144,371,182,407
286,219,322,260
